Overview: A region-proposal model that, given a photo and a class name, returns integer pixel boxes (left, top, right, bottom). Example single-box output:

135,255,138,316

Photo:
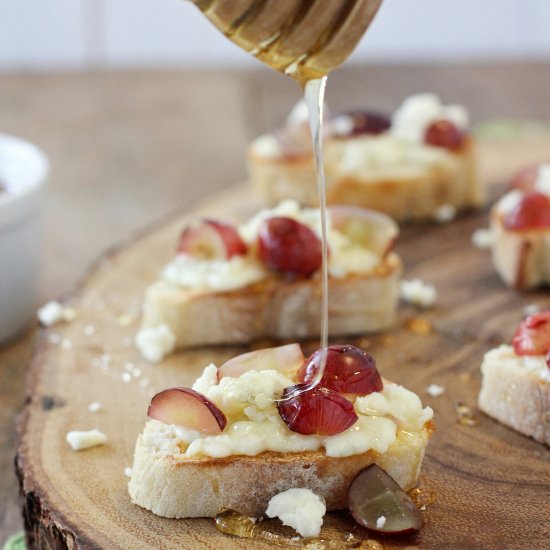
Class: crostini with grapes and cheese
479,311,550,445
247,93,482,222
490,163,550,289
129,344,434,521
136,200,401,361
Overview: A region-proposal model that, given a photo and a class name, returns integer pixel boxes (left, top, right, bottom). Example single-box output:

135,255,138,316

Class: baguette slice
478,345,550,445
141,253,401,349
129,418,433,518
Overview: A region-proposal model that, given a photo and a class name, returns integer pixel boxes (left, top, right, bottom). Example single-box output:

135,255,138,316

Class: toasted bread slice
248,134,481,223
141,253,401,349
478,345,550,445
129,418,433,518
490,205,550,289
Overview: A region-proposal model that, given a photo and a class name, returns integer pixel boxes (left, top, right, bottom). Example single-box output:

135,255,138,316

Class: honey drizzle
305,76,330,388
215,509,382,549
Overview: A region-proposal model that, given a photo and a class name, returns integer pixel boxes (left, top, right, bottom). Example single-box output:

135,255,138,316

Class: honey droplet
407,486,437,508
455,402,478,426
358,337,371,349
378,335,395,347
405,317,433,335
359,541,384,550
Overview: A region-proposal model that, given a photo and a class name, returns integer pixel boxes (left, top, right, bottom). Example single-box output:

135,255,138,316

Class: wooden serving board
17,143,550,549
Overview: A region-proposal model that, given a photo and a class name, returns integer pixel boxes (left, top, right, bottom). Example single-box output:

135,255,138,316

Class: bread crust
248,138,482,221
141,253,401,349
490,209,550,289
129,420,434,518
478,350,550,445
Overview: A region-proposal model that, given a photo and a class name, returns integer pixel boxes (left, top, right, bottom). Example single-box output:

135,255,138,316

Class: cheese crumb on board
266,488,326,538
135,324,176,363
66,429,107,451
124,467,133,478
88,402,102,413
426,384,445,397
433,204,456,224
471,228,492,250
37,301,76,327
400,279,437,309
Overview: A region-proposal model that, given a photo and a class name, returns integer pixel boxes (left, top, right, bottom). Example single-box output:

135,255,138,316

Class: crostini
136,200,401,361
129,344,434,518
247,93,482,221
490,163,550,289
479,311,550,445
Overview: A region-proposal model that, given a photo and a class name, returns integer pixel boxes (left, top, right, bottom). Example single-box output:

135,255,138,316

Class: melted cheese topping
142,367,433,459
162,200,382,292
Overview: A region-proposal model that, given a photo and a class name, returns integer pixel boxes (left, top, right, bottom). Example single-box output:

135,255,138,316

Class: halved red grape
277,384,358,436
331,110,391,138
148,387,227,434
512,311,550,356
508,164,542,192
348,464,422,535
503,192,550,230
258,217,322,277
178,219,247,259
297,345,383,395
218,343,305,379
424,119,465,151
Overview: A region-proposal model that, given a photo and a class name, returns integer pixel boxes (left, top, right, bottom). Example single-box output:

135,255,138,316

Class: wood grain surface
17,168,550,548
2,64,550,547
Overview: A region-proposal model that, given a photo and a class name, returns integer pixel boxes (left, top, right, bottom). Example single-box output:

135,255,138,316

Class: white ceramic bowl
0,133,49,344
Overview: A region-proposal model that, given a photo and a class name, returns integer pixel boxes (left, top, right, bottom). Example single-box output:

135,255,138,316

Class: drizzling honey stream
189,0,383,390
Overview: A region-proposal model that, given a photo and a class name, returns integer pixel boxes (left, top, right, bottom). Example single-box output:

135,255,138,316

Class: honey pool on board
215,509,383,549
188,0,384,386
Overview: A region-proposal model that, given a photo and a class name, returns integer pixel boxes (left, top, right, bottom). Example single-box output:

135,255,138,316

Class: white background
1,0,550,72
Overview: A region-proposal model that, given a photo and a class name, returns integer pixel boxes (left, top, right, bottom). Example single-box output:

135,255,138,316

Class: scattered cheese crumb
266,488,326,538
83,324,96,336
61,339,72,350
135,324,176,363
400,279,437,309
471,228,492,250
88,402,102,413
376,516,387,529
122,372,132,382
433,204,456,224
66,429,107,451
48,333,62,344
426,384,446,397
124,467,133,478
37,301,76,327
524,304,541,317
420,505,427,511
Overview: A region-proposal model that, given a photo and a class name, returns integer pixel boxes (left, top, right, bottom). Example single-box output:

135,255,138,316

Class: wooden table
1,63,549,546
